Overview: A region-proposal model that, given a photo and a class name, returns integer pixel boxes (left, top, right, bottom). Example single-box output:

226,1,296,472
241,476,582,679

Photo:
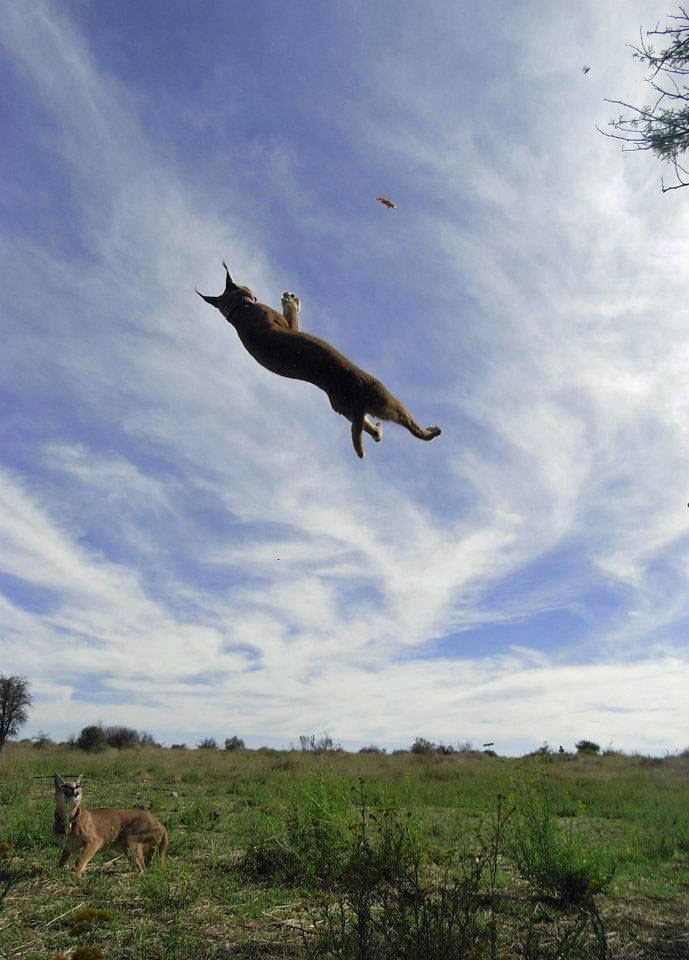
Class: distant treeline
19,726,647,758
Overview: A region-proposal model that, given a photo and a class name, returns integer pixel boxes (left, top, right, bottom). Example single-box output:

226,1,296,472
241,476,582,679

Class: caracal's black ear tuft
76,774,83,786
196,261,238,305
222,261,238,295
54,773,64,787
196,287,220,306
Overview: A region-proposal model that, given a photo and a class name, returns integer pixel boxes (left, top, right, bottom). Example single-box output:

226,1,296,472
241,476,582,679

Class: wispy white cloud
0,1,687,753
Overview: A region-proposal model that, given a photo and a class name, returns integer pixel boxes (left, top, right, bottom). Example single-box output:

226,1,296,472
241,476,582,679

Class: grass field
0,743,687,959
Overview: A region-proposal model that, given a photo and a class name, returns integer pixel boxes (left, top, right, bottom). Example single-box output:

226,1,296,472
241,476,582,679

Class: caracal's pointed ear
222,260,235,293
54,773,64,788
195,288,220,306
222,260,243,297
75,774,83,786
196,261,238,306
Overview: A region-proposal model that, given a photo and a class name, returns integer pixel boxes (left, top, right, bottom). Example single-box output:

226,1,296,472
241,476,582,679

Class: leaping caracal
197,263,441,459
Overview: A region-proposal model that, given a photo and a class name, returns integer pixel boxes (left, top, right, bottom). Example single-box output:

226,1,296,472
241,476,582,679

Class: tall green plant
304,781,487,960
241,778,349,885
507,759,616,905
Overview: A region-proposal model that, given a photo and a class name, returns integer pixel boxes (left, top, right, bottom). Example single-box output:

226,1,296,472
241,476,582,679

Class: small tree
197,737,218,749
33,730,53,749
0,675,32,751
76,724,108,752
602,7,689,191
224,736,245,751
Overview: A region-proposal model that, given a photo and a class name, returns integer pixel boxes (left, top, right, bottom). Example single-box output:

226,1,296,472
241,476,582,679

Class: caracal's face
54,775,82,812
234,285,257,303
216,284,257,319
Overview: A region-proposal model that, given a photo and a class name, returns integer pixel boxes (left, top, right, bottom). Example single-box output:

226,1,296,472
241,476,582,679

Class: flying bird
376,196,396,209
582,65,591,74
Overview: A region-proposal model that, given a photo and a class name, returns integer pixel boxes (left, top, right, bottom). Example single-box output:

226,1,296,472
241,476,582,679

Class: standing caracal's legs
127,839,146,873
74,840,103,877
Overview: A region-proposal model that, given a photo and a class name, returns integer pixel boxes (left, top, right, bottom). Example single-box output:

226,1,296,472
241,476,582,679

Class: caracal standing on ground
53,774,168,877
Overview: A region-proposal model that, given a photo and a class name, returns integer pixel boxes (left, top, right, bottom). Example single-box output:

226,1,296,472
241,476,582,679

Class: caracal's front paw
280,291,301,326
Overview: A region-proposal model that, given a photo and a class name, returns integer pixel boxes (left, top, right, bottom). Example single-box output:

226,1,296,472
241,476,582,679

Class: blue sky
1,0,687,754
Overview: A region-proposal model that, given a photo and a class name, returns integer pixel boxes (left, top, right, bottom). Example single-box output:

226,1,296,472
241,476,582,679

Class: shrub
507,761,616,904
71,948,103,960
197,737,218,750
32,731,53,749
631,809,689,862
575,740,601,755
242,781,349,885
170,743,187,750
105,726,139,749
68,908,113,937
358,745,386,753
410,737,435,754
76,724,108,753
299,734,342,753
224,736,245,751
139,731,159,747
302,783,487,959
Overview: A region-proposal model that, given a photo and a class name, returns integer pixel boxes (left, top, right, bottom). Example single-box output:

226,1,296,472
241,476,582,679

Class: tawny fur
53,774,167,877
198,263,441,458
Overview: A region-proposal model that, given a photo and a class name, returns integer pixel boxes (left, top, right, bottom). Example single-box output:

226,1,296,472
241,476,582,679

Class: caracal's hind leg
127,839,146,873
328,397,380,453
363,416,383,442
158,832,168,869
351,413,366,458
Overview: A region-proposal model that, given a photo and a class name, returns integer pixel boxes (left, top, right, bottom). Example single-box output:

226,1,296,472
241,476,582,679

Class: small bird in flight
376,196,396,209
582,65,590,74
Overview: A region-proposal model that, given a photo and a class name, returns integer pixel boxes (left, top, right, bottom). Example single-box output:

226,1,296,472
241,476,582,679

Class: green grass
0,743,687,958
